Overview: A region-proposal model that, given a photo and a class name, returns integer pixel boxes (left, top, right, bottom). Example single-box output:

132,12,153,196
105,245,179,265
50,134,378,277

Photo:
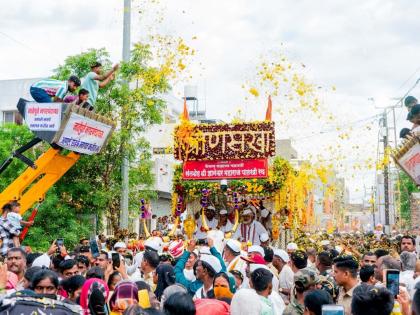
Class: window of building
2,111,23,125
3,111,14,123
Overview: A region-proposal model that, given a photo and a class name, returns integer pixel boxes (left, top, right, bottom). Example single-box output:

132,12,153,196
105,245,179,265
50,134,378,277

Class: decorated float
161,98,320,247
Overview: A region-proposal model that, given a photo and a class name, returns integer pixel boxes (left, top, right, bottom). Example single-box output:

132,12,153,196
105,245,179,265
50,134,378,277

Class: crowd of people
0,202,419,314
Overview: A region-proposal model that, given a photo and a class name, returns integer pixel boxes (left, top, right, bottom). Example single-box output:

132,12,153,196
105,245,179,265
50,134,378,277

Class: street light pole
120,0,131,230
382,110,390,233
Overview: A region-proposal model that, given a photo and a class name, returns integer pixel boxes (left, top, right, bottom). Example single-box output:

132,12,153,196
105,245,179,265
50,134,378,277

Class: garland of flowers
140,199,146,219
201,189,209,208
174,120,275,161
172,155,340,234
176,195,183,217
233,192,239,210
171,193,185,217
173,156,293,198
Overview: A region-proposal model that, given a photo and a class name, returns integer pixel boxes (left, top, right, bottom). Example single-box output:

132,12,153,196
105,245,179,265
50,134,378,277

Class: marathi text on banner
182,159,268,180
57,113,113,155
174,121,275,161
24,102,62,131
398,143,420,185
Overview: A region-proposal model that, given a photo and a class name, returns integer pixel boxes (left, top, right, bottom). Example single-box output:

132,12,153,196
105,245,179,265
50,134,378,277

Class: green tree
398,171,419,228
0,124,37,191
50,45,172,241
1,43,181,250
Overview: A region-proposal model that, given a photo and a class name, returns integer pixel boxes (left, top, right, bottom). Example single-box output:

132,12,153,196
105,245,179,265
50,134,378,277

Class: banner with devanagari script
174,121,275,161
396,142,420,185
183,159,268,180
57,113,113,155
25,102,62,131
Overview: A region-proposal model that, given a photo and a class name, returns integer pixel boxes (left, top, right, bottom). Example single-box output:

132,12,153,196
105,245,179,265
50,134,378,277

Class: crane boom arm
0,148,80,215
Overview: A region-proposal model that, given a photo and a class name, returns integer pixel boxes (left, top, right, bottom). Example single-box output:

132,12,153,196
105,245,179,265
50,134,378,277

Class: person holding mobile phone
332,255,359,315
374,255,401,285
399,251,417,296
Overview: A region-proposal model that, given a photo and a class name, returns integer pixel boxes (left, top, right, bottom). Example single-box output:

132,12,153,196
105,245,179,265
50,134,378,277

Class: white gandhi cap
242,208,253,216
259,232,269,243
225,239,241,254
248,245,265,257
200,254,222,273
273,249,289,263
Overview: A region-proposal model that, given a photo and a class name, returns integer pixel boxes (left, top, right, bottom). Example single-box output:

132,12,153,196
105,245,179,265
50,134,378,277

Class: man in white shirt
140,250,160,288
259,233,270,248
223,239,246,277
233,208,268,246
193,254,222,300
195,206,218,243
287,242,298,255
216,209,233,234
273,249,294,300
400,251,417,298
242,255,284,312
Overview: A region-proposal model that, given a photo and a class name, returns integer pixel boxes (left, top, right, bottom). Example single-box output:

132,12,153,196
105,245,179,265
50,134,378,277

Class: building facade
0,78,40,124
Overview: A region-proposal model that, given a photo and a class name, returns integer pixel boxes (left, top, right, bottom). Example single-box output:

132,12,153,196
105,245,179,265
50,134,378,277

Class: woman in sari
109,281,139,315
79,278,110,315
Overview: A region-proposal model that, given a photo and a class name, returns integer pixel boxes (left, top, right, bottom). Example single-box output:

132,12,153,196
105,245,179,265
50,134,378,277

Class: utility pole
120,0,131,230
371,186,376,227
382,110,390,233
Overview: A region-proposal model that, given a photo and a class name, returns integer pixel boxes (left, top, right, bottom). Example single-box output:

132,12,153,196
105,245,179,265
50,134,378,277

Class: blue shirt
81,72,99,105
174,247,227,295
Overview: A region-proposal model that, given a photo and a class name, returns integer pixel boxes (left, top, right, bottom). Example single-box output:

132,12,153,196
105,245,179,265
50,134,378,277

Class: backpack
0,295,82,315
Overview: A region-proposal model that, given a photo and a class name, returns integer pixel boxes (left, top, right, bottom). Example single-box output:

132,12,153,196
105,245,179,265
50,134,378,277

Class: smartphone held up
322,305,344,315
384,269,400,297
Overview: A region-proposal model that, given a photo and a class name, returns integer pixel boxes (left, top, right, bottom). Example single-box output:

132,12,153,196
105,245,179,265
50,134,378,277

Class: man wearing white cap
286,242,298,255
223,239,246,280
131,237,163,280
273,249,294,300
248,245,265,258
259,232,270,248
260,207,272,231
174,238,226,297
216,209,233,233
195,206,218,243
112,241,140,277
232,207,268,246
320,240,331,251
193,253,223,299
113,241,127,255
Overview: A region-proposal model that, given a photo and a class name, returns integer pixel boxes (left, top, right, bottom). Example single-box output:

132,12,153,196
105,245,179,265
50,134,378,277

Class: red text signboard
183,159,268,180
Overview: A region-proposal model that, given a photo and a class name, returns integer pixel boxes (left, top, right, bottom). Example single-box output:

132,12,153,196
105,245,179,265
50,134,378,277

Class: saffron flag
182,98,189,120
265,95,272,121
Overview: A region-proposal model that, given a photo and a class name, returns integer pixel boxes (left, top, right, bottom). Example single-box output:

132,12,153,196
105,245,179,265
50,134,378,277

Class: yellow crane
0,100,115,215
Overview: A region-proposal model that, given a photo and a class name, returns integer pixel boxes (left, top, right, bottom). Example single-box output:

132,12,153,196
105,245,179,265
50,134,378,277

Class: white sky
1,0,419,203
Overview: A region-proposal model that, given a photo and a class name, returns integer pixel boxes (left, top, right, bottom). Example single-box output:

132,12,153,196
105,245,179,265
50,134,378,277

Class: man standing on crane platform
81,61,119,108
